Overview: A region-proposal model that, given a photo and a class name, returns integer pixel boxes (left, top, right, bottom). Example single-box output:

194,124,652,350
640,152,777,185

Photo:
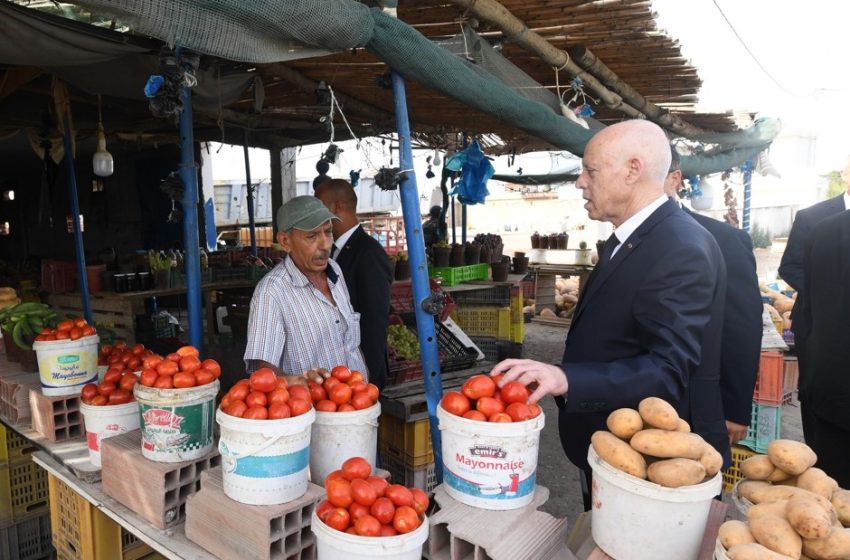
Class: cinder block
101,430,219,529
0,372,39,424
29,388,84,442
186,467,322,560
425,485,572,560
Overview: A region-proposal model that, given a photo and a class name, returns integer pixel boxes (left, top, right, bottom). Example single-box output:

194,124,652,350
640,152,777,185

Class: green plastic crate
429,263,489,287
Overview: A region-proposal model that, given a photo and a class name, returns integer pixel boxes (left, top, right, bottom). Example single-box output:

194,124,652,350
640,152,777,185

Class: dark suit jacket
335,226,393,390
802,210,850,430
686,209,762,426
779,194,847,338
557,199,729,472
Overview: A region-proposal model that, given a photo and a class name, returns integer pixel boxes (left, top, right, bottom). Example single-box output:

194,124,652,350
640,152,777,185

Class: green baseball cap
277,195,339,232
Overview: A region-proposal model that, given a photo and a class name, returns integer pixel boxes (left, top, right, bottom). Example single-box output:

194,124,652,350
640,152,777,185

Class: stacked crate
0,424,52,560
450,284,524,361
738,352,792,454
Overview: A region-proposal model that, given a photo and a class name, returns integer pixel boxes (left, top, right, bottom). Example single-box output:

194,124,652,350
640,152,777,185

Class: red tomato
410,488,429,516
351,392,373,410
156,360,179,377
380,525,397,537
476,396,504,417
119,373,138,392
220,394,232,409
202,359,222,379
462,375,497,400
243,406,268,420
489,412,513,423
108,389,132,405
341,457,372,481
288,385,311,402
366,476,389,498
323,377,341,391
315,400,337,412
178,355,201,373
324,508,350,532
228,383,250,401
73,318,87,328
56,320,74,331
337,403,356,412
500,381,530,405
153,375,174,389
392,505,420,534
114,341,127,350
348,381,368,394
81,383,98,401
505,402,532,422
90,395,108,406
331,365,352,382
142,355,163,370
68,327,82,340
175,345,200,358
351,478,378,507
348,502,370,523
308,382,327,403
370,497,395,524
354,515,381,537
139,369,158,387
348,371,365,385
267,402,291,419
267,387,290,405
55,330,70,340
385,485,414,508
528,403,542,418
173,372,197,389
329,384,352,406
131,343,145,355
365,383,380,402
324,470,346,486
462,410,487,421
193,369,215,386
441,391,471,417
289,398,311,417
245,391,267,408
126,357,142,371
97,382,117,397
100,344,113,356
249,368,277,393
326,478,353,508
316,499,334,522
491,373,504,386
104,369,122,384
275,376,288,389
224,400,247,418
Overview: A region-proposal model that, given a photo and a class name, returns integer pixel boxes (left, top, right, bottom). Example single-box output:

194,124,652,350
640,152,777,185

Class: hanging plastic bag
446,140,494,205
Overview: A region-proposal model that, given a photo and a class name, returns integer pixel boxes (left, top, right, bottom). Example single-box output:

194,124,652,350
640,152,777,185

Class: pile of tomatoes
317,457,428,537
35,317,97,342
81,371,138,406
308,365,380,413
137,346,221,389
98,341,152,368
219,368,312,420
440,374,541,423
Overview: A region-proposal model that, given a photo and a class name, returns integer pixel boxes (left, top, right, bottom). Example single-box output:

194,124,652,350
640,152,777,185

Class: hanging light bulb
432,149,441,166
92,95,113,177
691,176,715,211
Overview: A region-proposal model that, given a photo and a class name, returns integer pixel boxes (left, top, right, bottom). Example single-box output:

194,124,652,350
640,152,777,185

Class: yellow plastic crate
451,306,512,339
510,285,523,323
0,458,50,527
0,424,38,465
510,320,524,343
722,444,757,493
379,414,433,468
48,473,165,560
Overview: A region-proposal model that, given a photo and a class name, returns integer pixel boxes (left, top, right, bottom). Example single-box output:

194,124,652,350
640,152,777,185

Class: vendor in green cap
243,196,368,384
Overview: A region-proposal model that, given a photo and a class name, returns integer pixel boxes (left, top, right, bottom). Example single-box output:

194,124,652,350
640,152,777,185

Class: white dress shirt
331,224,359,259
610,194,669,258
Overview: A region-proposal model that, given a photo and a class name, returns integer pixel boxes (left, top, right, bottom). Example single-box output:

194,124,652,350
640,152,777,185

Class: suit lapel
336,226,365,264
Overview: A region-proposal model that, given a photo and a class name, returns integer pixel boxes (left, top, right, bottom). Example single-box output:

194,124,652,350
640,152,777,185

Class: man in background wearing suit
492,120,728,510
665,149,763,445
779,160,850,442
799,209,850,486
315,179,393,390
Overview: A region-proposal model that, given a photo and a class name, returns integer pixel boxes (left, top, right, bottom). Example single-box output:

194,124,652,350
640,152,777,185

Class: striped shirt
243,257,368,378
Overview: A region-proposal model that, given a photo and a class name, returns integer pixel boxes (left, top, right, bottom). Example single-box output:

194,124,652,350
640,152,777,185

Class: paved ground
521,321,804,522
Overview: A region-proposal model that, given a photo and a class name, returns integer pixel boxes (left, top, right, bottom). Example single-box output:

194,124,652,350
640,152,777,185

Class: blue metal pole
242,129,258,257
742,159,753,232
61,113,92,324
391,71,444,481
177,48,203,351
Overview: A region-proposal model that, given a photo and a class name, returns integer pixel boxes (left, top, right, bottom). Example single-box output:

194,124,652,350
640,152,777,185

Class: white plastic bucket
437,404,545,510
588,445,722,560
311,509,429,560
80,400,140,467
714,538,731,560
33,335,99,396
133,381,219,462
310,402,380,485
216,407,315,505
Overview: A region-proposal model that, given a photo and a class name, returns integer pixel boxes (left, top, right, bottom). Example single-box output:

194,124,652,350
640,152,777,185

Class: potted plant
432,240,451,268
449,243,465,267
576,241,593,265
393,252,411,281
512,254,529,275
464,242,482,265
490,260,510,282
530,231,540,249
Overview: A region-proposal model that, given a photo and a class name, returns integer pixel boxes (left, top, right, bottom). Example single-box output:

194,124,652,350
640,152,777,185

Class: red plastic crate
40,260,76,294
752,351,791,405
390,279,455,322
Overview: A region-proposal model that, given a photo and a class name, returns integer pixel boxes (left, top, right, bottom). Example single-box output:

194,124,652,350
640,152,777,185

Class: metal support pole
177,48,203,351
450,191,456,245
61,113,92,324
742,159,753,232
461,204,467,244
391,71,444,481
243,129,258,257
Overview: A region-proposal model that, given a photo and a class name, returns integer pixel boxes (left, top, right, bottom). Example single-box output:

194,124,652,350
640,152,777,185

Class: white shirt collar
611,194,669,257
843,191,850,210
332,224,360,257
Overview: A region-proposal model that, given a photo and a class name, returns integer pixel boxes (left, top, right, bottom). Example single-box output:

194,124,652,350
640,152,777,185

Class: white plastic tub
714,538,731,560
310,402,380,485
588,445,722,560
311,510,428,560
33,335,99,396
80,400,140,467
437,404,545,510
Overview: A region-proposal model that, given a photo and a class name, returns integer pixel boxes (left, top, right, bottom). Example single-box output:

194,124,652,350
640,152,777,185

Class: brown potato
719,520,756,549
749,513,802,558
699,444,724,477
740,481,800,504
748,500,790,521
646,458,706,488
591,430,647,479
831,489,850,526
637,396,680,430
629,429,705,460
796,468,839,500
606,408,643,441
727,542,799,560
787,496,835,540
767,440,818,476
675,418,691,433
802,527,850,560
767,468,795,483
742,455,779,481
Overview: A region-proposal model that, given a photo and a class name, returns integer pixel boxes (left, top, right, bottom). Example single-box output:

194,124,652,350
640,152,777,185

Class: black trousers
794,338,818,444
809,414,850,488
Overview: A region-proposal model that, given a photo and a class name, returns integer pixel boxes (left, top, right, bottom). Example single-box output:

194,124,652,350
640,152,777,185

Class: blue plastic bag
446,140,494,205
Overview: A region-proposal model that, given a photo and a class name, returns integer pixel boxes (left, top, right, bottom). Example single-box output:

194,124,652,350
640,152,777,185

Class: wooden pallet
29,388,84,442
379,367,487,421
48,293,144,343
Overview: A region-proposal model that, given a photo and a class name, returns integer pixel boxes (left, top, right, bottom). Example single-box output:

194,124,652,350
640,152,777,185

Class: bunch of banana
0,287,20,310
0,302,56,350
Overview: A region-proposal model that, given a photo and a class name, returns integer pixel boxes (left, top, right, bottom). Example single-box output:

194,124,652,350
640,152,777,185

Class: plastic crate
172,269,213,287
738,401,782,454
151,315,177,339
378,451,437,493
48,473,163,560
784,356,799,399
389,280,456,322
449,285,512,307
387,315,478,386
510,320,524,343
0,514,53,560
41,260,76,294
510,285,523,323
451,306,512,339
469,337,523,362
520,277,536,301
211,267,250,282
752,352,792,405
722,445,757,493
379,415,433,468
0,459,50,527
0,425,37,465
429,263,489,287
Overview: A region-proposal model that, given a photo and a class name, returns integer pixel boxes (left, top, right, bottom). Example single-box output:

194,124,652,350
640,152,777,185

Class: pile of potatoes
590,396,724,488
535,276,579,320
718,439,850,559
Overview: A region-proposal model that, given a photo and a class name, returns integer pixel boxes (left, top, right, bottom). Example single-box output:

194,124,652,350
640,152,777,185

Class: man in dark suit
800,209,850,486
665,149,763,445
315,179,393,389
493,121,728,510
779,170,849,442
